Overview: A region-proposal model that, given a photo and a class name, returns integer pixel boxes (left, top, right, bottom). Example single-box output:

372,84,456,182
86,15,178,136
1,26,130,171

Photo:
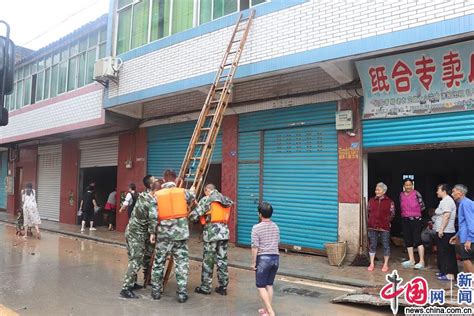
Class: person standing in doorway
22,183,41,239
367,182,395,272
189,183,234,296
79,185,98,232
104,188,117,231
433,184,458,281
251,202,280,316
400,178,426,269
119,183,138,219
450,184,474,273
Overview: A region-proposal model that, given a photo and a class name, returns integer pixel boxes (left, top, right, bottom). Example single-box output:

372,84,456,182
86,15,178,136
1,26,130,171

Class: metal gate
363,110,474,148
147,121,222,177
79,136,119,168
37,144,62,221
237,103,338,251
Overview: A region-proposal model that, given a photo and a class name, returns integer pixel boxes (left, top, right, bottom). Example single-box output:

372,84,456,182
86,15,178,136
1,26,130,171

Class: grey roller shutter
37,144,62,221
79,136,119,168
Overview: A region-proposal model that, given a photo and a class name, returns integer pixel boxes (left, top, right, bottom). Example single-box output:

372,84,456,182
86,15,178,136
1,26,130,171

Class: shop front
236,102,339,253
357,39,474,236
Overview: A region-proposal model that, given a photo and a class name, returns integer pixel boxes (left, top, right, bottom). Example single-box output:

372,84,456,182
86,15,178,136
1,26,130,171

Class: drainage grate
281,287,321,298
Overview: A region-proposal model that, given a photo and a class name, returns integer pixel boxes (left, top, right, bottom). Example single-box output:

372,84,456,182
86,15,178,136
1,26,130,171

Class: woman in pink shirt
400,178,426,269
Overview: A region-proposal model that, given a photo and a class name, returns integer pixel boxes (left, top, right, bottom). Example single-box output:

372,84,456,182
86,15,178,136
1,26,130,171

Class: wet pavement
0,224,390,315
0,211,455,291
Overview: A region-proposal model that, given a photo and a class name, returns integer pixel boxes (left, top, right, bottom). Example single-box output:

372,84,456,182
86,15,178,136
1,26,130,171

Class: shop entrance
368,147,474,237
79,166,117,226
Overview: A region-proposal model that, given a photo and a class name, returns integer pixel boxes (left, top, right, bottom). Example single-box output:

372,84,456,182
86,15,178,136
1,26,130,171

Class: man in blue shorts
251,202,280,316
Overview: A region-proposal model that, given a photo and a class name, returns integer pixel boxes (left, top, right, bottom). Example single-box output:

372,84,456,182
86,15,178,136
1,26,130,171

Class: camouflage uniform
121,191,158,291
189,190,233,292
150,182,195,299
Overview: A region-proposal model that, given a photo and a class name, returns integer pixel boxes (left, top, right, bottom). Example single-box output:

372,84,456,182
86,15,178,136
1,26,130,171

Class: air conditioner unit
93,57,123,82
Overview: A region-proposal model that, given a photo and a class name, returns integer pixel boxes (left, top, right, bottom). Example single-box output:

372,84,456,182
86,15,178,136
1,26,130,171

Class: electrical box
93,57,122,81
335,110,353,130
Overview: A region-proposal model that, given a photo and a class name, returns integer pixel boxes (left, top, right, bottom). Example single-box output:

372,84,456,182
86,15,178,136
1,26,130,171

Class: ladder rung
201,127,211,131
229,50,238,54
210,100,220,103
196,142,206,145
191,157,201,160
223,62,234,67
206,113,216,117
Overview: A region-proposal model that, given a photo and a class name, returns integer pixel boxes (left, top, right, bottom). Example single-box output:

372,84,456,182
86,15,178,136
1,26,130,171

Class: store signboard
356,40,474,119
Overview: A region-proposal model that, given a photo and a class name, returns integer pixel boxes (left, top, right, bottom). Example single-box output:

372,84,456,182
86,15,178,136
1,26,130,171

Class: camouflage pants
122,235,147,290
151,239,189,296
143,238,154,274
200,240,229,292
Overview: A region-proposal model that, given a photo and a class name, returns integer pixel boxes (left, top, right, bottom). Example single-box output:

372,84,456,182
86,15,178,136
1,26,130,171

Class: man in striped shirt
251,202,280,316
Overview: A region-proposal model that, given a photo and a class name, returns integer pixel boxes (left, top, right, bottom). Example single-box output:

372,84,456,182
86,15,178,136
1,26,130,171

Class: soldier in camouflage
150,169,195,303
189,183,233,296
119,175,158,299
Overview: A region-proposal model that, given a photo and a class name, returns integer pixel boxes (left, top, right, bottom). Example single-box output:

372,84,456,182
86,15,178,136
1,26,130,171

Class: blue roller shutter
237,103,338,251
0,152,7,209
237,131,261,246
147,121,222,177
363,110,474,148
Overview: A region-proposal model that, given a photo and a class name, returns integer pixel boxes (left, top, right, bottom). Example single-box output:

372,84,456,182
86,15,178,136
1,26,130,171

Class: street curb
1,219,371,288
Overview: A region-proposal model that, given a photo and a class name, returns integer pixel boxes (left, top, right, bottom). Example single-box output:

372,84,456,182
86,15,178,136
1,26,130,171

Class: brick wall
338,98,361,203
221,115,238,243
116,128,147,232
108,0,474,100
7,146,38,214
60,140,80,224
0,85,104,143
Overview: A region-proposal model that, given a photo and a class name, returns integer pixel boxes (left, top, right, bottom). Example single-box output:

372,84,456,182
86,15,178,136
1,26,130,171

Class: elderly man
449,184,474,273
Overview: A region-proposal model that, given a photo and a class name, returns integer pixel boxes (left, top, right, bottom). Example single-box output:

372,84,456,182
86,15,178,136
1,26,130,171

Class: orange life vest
155,187,188,220
200,202,231,224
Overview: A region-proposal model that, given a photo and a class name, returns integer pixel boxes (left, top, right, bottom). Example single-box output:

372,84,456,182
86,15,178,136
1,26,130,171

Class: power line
20,0,105,47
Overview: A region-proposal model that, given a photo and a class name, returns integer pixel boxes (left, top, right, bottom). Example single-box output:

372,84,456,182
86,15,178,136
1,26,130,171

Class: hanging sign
356,40,474,119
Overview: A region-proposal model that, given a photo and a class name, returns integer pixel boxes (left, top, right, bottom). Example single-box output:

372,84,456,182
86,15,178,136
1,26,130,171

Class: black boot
132,283,143,290
120,289,137,299
194,287,211,295
151,289,161,300
215,286,227,296
178,294,188,303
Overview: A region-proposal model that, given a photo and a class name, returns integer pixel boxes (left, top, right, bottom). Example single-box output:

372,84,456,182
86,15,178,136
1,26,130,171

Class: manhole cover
281,287,320,298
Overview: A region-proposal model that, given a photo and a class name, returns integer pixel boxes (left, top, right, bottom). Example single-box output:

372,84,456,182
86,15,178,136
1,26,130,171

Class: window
57,61,67,94
116,0,267,54
8,25,106,111
67,57,77,91
131,0,150,49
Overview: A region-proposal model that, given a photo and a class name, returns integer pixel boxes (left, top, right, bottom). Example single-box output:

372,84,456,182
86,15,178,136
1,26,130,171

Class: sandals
414,263,425,270
367,265,374,272
437,275,451,281
258,309,268,315
401,260,415,268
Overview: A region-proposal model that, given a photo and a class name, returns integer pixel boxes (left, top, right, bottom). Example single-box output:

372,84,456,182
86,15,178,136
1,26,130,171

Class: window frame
8,25,107,112
115,0,268,55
